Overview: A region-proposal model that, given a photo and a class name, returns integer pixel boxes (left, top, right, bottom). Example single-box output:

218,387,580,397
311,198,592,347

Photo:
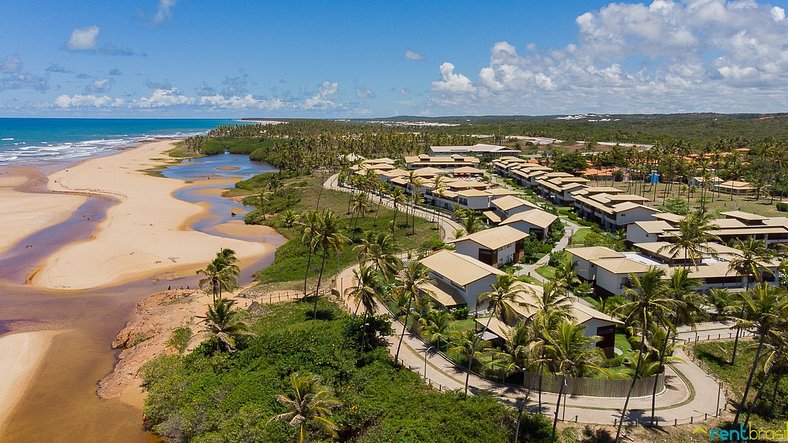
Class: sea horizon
0,118,240,165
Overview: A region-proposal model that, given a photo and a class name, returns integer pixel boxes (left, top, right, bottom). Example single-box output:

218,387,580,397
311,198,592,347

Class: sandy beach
0,330,61,433
30,140,272,289
0,174,86,254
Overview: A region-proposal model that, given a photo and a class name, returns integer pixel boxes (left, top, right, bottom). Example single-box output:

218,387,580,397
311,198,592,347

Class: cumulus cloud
199,94,284,110
135,88,195,108
427,0,788,114
154,0,177,23
404,50,423,61
302,81,340,110
85,78,113,93
0,55,48,92
356,87,375,99
68,26,100,51
54,94,123,108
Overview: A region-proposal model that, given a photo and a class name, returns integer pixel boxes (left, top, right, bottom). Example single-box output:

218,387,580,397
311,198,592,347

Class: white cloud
404,50,423,61
355,87,375,99
135,88,195,108
1,55,21,73
302,81,340,109
426,0,788,114
154,0,177,23
68,26,100,51
199,94,284,110
431,62,475,93
54,94,123,108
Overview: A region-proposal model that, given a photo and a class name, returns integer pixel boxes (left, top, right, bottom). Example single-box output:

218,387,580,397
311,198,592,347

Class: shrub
658,197,690,215
451,306,470,320
777,201,788,212
166,326,193,354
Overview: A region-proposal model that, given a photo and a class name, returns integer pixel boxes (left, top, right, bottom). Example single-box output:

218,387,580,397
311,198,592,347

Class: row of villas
569,242,782,297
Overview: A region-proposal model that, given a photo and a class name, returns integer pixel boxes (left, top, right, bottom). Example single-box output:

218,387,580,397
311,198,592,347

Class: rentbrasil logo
693,422,788,441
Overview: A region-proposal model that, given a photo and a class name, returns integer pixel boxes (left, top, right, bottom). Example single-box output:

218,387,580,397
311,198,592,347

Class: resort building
498,209,558,240
714,180,756,195
535,176,590,205
572,192,660,231
490,195,541,219
403,154,480,170
419,250,505,311
428,143,521,158
449,225,528,267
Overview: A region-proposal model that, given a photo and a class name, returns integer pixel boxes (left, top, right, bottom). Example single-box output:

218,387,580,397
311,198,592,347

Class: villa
449,225,528,267
498,209,558,240
419,250,505,311
429,143,521,158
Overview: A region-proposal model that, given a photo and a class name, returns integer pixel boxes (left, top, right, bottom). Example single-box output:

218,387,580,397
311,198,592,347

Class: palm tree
553,260,580,291
300,210,320,298
419,308,453,352
282,210,299,228
614,268,674,442
657,209,720,269
728,238,774,290
457,208,483,235
311,210,349,319
197,248,240,303
390,187,407,234
449,330,491,396
350,192,370,229
406,171,422,230
350,264,379,351
393,260,431,363
354,232,399,281
731,283,788,426
542,321,604,441
270,372,342,443
201,298,248,352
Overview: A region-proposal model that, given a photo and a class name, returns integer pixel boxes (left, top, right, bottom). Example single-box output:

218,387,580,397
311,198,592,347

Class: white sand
32,140,272,290
0,175,86,254
0,331,60,432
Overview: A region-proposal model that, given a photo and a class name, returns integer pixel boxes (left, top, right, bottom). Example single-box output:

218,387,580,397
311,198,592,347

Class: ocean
0,118,237,164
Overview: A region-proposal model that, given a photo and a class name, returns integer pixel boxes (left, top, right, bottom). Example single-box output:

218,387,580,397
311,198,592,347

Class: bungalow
419,250,506,311
499,209,558,240
456,189,492,210
566,246,625,281
429,143,520,158
535,176,589,205
404,154,480,170
573,193,660,230
490,195,541,219
626,220,677,244
715,180,756,195
592,257,652,296
449,225,529,267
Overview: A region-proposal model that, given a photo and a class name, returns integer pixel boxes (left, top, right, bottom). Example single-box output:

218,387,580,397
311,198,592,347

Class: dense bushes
199,137,277,156
141,300,552,442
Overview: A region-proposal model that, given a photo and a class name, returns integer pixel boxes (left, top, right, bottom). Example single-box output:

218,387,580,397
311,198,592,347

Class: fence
520,371,664,398
680,329,753,345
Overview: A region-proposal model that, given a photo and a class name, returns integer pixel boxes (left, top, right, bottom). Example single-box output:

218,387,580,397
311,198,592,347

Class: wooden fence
521,370,664,398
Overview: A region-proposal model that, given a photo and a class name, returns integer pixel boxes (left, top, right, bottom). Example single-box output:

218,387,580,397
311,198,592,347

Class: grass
167,141,202,158
535,265,556,280
693,339,787,429
569,228,594,246
246,175,440,289
615,332,633,356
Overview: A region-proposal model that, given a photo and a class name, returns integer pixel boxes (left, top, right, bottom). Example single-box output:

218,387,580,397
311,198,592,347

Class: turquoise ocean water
0,118,237,164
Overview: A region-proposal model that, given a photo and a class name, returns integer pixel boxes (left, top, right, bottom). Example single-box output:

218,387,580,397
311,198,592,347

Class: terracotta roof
567,246,624,262
500,209,558,229
450,225,529,250
491,195,540,211
420,250,505,286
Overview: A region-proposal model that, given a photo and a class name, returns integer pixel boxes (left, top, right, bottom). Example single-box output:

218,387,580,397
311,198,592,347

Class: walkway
327,174,731,428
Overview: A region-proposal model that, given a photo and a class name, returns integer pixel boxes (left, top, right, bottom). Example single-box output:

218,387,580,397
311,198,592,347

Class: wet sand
0,142,282,442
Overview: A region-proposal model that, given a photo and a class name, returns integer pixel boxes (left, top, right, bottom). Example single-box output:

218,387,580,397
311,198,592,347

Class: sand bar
0,174,86,254
33,140,272,290
0,330,61,432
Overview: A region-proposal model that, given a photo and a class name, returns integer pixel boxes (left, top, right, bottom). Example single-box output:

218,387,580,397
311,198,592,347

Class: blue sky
0,0,786,117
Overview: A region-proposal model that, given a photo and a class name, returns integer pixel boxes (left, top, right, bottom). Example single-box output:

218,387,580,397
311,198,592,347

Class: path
328,174,731,428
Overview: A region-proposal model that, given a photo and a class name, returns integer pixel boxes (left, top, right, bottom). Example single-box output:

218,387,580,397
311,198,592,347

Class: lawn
235,174,441,289
693,339,787,429
141,299,554,442
569,228,594,246
535,265,556,280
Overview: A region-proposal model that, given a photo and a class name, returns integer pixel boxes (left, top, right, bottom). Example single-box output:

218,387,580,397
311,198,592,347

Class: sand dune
0,175,86,254
33,140,272,290
0,330,61,433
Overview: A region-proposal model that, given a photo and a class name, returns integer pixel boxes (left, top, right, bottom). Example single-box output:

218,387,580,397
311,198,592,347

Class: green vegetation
166,326,193,354
658,196,691,215
694,340,786,429
141,299,553,442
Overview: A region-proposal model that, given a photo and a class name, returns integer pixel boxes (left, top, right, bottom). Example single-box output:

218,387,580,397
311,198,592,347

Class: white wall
614,207,658,227
626,224,658,244
453,240,480,260
460,195,491,210
581,318,616,339
571,256,595,281
595,268,628,295
465,274,499,311
497,242,516,265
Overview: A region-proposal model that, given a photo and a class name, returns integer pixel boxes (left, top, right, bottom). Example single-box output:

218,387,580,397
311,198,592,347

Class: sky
0,0,786,118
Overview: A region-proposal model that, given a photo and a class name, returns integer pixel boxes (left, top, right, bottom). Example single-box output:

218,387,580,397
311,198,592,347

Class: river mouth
0,153,280,442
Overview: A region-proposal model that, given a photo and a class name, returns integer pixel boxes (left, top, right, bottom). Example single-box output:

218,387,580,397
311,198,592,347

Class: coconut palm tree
270,372,342,443
728,238,774,290
354,232,399,281
657,209,721,270
731,283,788,426
393,260,432,363
706,288,733,321
553,259,580,291
419,308,453,352
449,330,491,396
457,208,483,235
201,297,247,352
542,321,604,441
350,264,379,351
311,210,349,319
350,192,370,229
390,187,407,234
282,210,299,228
197,248,240,303
614,268,674,442
406,171,422,230
300,210,321,298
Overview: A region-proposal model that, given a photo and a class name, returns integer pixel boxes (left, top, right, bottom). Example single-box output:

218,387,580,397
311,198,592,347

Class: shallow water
0,153,281,442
